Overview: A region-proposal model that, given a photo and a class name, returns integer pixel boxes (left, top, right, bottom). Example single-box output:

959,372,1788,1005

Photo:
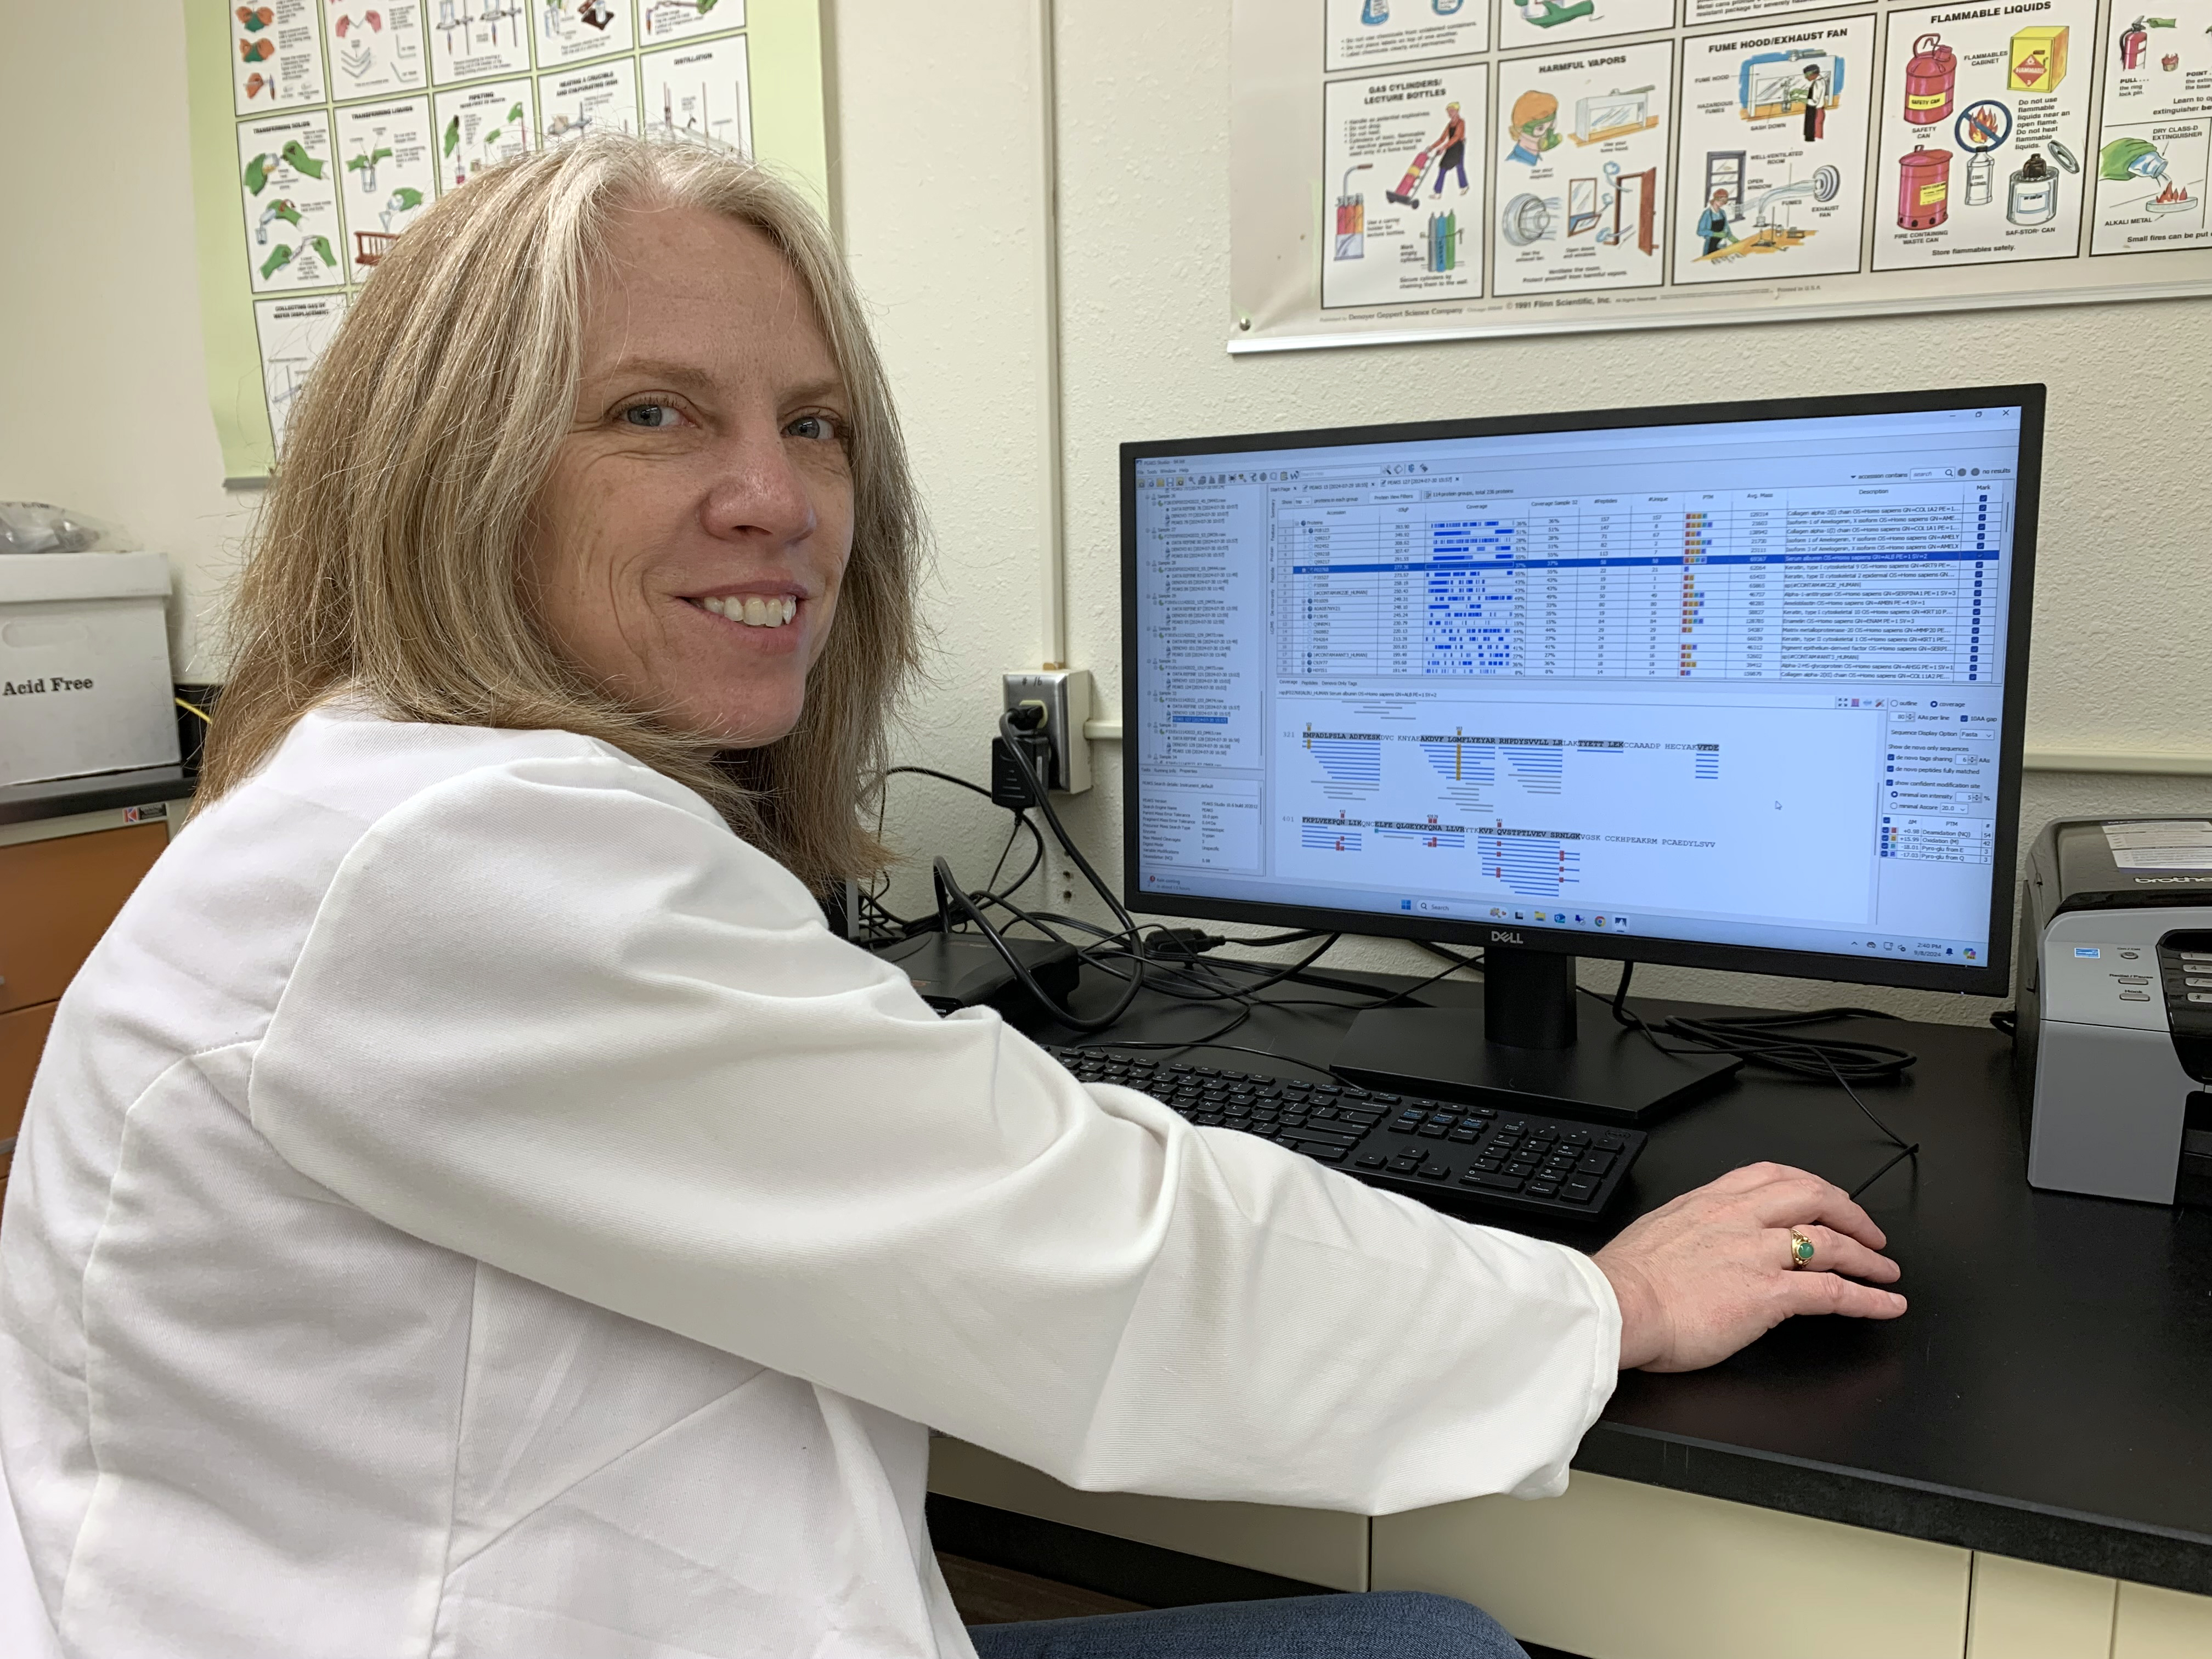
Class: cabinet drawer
0,823,168,1013
1373,1470,1970,1659
1,1000,58,1143
928,1440,1369,1593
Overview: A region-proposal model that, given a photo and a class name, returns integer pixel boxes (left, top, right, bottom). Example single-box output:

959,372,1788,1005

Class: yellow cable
174,696,213,725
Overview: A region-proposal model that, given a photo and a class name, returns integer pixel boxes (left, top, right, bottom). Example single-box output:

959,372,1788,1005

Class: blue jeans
968,1591,1528,1657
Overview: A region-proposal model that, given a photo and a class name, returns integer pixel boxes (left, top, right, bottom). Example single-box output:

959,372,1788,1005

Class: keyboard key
1564,1180,1598,1202
1576,1150,1616,1175
1370,1093,1402,1103
1418,1124,1449,1138
1594,1134,1624,1152
1194,1113,1223,1126
1472,1158,1503,1173
1417,1164,1450,1181
1301,1145,1348,1165
1296,1128,1361,1149
1357,1153,1387,1169
1464,1171,1525,1193
1526,1181,1561,1198
1448,1127,1481,1143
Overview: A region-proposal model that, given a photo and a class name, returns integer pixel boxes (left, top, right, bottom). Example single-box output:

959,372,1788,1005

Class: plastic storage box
0,552,179,788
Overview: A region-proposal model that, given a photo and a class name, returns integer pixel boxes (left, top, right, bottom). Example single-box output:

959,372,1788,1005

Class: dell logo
1489,929,1526,945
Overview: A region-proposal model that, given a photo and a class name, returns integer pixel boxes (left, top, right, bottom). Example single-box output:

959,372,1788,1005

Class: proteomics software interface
1129,404,2024,968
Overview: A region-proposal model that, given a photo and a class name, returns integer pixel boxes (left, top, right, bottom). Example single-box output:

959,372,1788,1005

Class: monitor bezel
1118,385,2044,998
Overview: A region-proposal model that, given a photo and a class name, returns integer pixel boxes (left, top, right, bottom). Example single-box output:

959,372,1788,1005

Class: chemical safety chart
1232,0,2212,346
1131,408,2018,966
187,0,820,479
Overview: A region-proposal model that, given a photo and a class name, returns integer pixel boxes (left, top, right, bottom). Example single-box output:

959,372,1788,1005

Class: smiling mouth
690,595,799,629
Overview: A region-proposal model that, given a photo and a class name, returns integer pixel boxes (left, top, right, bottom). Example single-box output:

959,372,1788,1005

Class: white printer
2016,818,2212,1207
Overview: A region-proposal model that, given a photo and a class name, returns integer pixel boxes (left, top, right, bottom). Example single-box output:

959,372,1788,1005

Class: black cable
1602,962,1921,1199
1599,962,1918,1084
996,709,1150,1008
932,857,1144,1034
865,767,1046,940
1417,940,1485,973
883,764,998,802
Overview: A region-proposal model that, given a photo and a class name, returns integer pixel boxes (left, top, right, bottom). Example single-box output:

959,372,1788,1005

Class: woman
0,136,1903,1658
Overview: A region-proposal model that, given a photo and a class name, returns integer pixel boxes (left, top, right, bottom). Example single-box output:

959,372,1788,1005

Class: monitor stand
1330,947,1740,1125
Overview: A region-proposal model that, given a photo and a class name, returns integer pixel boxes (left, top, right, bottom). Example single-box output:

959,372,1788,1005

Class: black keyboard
1046,1046,1646,1220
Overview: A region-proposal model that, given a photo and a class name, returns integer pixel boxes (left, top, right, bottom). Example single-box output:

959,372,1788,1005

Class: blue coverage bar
1290,549,1994,575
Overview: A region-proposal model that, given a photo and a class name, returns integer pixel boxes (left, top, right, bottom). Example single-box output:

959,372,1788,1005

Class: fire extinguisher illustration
1904,33,1956,125
1898,144,1951,229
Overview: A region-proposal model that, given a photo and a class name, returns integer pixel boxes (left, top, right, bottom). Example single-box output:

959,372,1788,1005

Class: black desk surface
1015,967,2212,1596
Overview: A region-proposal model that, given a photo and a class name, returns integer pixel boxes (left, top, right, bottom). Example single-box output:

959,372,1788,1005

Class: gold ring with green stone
1789,1229,1816,1267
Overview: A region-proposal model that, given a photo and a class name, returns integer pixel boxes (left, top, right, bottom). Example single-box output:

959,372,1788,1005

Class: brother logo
1487,928,1527,945
2133,876,2212,885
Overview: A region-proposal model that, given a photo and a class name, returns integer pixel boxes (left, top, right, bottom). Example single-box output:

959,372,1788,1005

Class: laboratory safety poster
1231,0,2212,348
188,0,830,481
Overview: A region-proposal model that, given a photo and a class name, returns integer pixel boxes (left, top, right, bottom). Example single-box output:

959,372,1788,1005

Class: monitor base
1331,1006,1741,1125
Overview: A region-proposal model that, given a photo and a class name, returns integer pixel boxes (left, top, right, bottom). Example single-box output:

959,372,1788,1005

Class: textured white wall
0,0,256,679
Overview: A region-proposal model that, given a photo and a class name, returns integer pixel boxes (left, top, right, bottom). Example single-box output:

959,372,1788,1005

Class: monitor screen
1121,389,2040,995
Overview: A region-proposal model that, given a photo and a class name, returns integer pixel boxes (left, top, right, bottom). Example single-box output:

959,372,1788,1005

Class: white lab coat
0,704,1619,1658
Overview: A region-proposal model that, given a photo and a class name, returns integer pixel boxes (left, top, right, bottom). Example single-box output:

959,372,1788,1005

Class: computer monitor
1120,387,2042,1119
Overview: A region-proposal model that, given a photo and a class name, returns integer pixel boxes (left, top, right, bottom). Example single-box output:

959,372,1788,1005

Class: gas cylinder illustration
2120,18,2148,69
1898,145,1951,228
1904,34,1956,126
2007,153,2059,224
1426,210,1460,272
1335,164,1373,261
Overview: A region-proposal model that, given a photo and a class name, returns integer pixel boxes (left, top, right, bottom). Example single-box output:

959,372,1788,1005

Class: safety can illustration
1904,33,1957,126
2007,153,2059,224
1898,144,1951,228
1362,0,1389,23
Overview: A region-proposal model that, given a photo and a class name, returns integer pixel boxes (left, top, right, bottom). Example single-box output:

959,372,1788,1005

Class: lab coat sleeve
251,753,1618,1514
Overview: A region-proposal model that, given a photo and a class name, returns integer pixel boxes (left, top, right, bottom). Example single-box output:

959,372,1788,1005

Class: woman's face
531,205,855,748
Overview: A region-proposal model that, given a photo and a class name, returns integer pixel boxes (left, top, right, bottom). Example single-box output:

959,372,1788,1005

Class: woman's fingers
1780,1270,1908,1321
1740,1167,1889,1250
1772,1224,1902,1284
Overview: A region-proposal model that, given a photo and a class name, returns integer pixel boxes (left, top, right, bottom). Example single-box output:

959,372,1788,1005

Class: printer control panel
2157,935,2212,1082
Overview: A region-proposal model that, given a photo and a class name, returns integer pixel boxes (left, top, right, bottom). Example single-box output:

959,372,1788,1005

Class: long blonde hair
199,135,923,889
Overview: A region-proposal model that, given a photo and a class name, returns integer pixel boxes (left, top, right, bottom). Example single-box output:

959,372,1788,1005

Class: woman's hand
1594,1162,1906,1373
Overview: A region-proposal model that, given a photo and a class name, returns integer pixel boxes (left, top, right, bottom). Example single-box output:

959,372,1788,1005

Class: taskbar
1137,871,1990,968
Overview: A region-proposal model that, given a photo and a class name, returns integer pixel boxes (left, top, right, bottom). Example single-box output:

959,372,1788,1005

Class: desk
930,964,2212,1659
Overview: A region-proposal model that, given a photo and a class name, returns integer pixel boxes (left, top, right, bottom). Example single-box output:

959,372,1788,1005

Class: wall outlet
1002,669,1092,794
